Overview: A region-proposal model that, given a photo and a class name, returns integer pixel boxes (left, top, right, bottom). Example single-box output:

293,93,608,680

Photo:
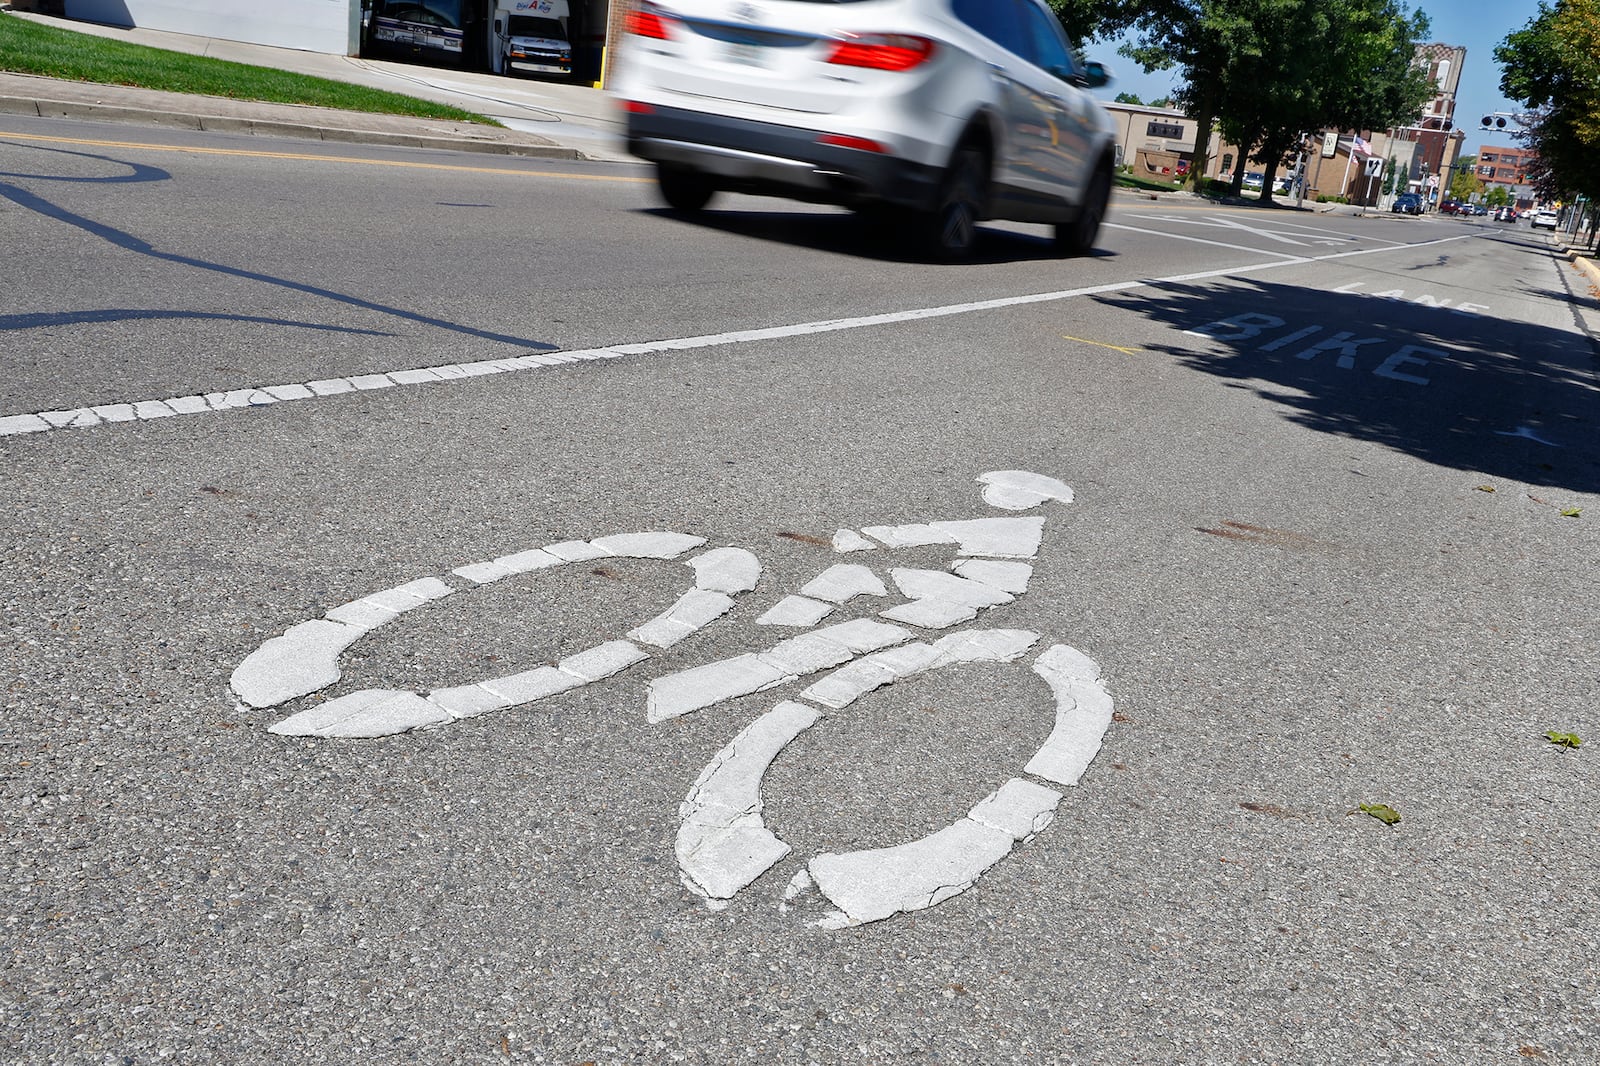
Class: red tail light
826,34,936,72
625,6,674,39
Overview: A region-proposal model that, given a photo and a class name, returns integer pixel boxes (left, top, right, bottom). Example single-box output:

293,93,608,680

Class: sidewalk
0,7,629,161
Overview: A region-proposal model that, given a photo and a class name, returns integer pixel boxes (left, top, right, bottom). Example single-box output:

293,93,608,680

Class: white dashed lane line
0,235,1472,439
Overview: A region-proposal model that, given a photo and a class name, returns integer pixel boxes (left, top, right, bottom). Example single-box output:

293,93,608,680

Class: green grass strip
0,12,499,125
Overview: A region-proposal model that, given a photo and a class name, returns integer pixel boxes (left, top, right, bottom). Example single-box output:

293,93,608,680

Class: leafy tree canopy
1496,0,1600,207
1089,0,1432,198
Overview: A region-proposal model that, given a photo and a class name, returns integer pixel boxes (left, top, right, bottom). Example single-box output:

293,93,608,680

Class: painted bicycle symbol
230,470,1115,927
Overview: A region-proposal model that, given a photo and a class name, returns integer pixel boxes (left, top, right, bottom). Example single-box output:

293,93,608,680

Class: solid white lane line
0,236,1474,439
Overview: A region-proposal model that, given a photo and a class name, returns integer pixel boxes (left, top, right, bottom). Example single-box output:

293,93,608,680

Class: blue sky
1087,0,1546,154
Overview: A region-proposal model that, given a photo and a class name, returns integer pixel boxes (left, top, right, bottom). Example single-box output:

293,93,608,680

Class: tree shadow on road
1094,275,1600,495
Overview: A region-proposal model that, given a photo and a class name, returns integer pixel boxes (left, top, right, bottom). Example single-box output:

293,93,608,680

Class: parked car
1439,199,1463,215
1530,208,1560,229
615,0,1119,259
1392,192,1423,215
1242,171,1265,190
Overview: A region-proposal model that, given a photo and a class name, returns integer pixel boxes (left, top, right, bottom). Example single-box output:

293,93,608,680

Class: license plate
725,41,766,66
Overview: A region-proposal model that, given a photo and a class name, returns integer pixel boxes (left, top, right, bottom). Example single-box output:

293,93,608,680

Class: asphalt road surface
4,115,1599,1064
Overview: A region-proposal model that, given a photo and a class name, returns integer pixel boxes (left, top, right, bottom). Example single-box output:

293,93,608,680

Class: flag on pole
1352,135,1372,155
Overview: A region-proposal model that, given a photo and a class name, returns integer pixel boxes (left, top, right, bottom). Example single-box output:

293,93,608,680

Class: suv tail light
826,34,936,72
625,4,675,39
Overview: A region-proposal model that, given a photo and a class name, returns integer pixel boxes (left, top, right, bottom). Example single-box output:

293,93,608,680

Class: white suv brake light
825,33,936,72
625,2,675,39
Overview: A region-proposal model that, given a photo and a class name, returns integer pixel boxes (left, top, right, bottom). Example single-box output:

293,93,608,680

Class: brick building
1475,144,1535,187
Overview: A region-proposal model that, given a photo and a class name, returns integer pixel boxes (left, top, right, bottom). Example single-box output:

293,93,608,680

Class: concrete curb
1567,253,1600,291
0,92,591,160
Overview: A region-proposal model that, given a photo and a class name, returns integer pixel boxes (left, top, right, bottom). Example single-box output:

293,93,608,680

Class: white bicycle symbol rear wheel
230,471,1114,927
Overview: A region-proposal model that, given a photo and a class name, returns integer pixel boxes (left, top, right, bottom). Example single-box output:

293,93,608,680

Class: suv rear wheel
657,165,717,213
923,145,988,260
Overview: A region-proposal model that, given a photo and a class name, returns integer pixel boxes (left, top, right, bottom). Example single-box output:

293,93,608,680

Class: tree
1497,0,1600,232
1114,92,1145,105
1208,0,1433,201
1111,0,1431,198
1449,156,1484,201
1485,185,1510,207
1381,154,1401,196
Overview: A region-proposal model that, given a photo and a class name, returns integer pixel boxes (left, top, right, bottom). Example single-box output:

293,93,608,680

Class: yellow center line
1062,334,1142,355
0,129,651,182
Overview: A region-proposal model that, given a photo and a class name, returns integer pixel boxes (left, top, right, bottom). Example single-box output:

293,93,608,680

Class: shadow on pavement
1095,275,1600,494
640,205,1116,265
0,138,559,351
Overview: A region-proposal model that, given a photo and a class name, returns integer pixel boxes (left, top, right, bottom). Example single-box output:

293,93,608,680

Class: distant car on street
1529,208,1560,229
1391,192,1423,215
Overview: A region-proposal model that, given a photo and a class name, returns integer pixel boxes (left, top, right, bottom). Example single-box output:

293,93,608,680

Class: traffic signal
1481,115,1507,128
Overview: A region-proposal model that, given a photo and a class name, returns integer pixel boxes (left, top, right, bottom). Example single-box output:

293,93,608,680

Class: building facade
63,0,361,54
1475,144,1535,187
1385,44,1468,205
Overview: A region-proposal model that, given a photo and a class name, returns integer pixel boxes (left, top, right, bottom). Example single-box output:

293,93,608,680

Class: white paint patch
891,568,1015,609
590,532,707,559
266,688,451,739
809,778,1061,927
877,598,978,630
688,548,763,594
798,629,1039,709
878,567,1016,631
931,517,1047,558
558,640,649,683
859,523,959,548
646,654,796,724
831,529,877,553
951,559,1034,594
646,619,915,722
1495,425,1561,447
630,589,736,648
977,471,1075,511
1024,644,1115,787
0,238,1473,439
800,564,888,604
755,595,836,628
677,701,821,902
230,618,364,709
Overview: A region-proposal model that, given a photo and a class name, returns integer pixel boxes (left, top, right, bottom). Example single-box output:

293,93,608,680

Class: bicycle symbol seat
230,470,1115,927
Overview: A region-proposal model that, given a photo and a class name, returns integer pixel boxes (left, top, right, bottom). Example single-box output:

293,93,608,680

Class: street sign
1364,157,1383,178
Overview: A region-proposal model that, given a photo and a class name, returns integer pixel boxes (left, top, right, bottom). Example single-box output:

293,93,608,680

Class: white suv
614,0,1118,259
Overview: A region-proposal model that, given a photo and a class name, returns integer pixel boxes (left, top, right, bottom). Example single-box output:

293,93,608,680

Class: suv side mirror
1080,60,1111,89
